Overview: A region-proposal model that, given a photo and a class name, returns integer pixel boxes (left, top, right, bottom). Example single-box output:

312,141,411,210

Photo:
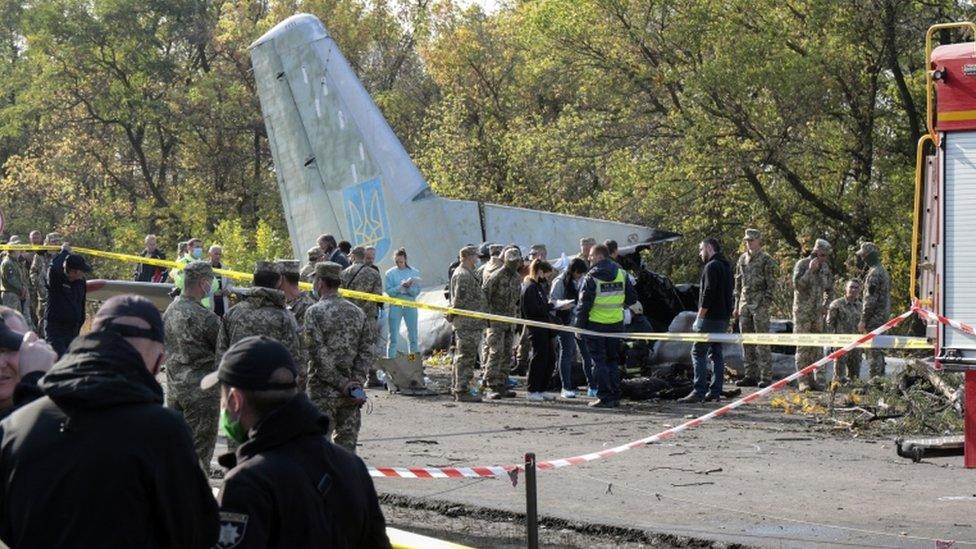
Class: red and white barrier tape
367,309,915,481
913,303,976,336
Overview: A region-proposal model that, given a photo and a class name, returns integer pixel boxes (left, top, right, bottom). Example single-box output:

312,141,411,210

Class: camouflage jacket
217,287,303,367
340,262,383,319
734,249,777,313
826,297,861,334
475,257,503,284
163,295,221,390
287,291,317,329
862,263,891,323
483,266,520,317
304,294,374,395
450,265,487,331
791,256,833,318
0,256,26,295
30,253,53,300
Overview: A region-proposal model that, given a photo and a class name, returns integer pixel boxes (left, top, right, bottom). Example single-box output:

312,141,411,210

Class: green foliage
0,0,971,317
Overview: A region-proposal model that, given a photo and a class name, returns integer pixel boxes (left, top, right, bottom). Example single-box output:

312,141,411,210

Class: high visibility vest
590,269,626,324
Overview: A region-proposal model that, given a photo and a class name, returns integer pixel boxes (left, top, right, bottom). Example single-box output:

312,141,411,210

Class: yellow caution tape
2,245,931,349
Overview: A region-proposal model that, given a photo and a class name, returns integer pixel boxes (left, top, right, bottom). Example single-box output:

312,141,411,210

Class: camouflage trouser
453,328,482,394
483,322,515,391
794,316,825,386
26,289,38,330
308,382,361,453
35,298,47,338
1,292,26,321
833,348,861,382
739,306,771,381
864,315,887,378
167,386,219,470
515,326,531,373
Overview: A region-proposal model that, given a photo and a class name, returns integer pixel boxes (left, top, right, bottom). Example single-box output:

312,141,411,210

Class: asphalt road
357,383,976,548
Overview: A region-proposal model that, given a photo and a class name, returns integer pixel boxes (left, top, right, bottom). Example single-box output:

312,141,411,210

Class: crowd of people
444,229,892,407
0,225,894,546
0,231,392,547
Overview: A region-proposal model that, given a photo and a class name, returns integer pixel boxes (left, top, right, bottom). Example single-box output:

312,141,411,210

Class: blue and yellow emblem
343,178,391,261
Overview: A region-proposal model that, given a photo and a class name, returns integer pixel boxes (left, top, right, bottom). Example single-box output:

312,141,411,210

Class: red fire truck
915,22,976,466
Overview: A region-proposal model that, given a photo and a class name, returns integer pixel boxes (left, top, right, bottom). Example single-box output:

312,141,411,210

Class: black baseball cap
200,336,298,391
0,322,24,351
65,254,92,273
91,295,164,343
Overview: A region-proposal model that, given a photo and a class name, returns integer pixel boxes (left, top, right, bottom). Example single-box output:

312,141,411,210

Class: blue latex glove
692,317,704,332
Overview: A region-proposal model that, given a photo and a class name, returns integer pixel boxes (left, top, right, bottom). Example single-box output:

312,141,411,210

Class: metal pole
965,371,976,468
525,452,539,549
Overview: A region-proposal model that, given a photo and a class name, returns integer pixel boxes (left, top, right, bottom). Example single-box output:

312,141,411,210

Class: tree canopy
0,0,971,311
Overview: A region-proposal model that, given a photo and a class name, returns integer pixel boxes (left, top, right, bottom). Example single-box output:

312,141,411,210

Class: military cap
503,248,521,262
813,238,832,254
488,244,504,256
459,245,479,259
6,235,20,245
743,228,761,241
855,242,880,257
307,246,325,260
275,259,300,275
254,260,277,274
313,261,343,281
478,242,492,258
183,260,214,279
580,237,596,246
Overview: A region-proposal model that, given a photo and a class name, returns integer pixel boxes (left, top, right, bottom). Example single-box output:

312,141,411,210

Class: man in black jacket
45,243,90,356
679,238,734,403
204,335,390,549
134,234,168,283
0,295,219,548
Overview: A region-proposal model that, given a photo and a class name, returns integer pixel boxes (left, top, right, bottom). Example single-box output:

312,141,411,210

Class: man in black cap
205,336,389,549
45,243,91,356
0,295,219,548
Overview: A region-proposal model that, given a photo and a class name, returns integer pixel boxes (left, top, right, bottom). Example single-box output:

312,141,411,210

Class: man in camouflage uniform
30,232,61,338
341,247,383,324
856,242,891,378
304,262,374,452
792,238,834,391
341,247,384,379
21,231,43,328
162,261,221,468
277,259,316,328
217,261,303,371
300,246,325,282
826,279,862,382
1,236,29,320
482,248,521,399
733,229,778,387
475,244,504,283
450,246,487,402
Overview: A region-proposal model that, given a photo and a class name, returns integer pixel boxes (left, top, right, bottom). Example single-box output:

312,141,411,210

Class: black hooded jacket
216,394,390,549
0,331,218,548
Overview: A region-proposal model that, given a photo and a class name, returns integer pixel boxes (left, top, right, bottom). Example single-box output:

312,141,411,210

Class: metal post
525,452,539,549
966,371,976,468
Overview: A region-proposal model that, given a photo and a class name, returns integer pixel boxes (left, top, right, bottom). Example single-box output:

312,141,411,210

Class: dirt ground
354,363,976,548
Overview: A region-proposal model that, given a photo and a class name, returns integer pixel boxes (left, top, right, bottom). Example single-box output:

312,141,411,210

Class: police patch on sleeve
217,511,248,549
